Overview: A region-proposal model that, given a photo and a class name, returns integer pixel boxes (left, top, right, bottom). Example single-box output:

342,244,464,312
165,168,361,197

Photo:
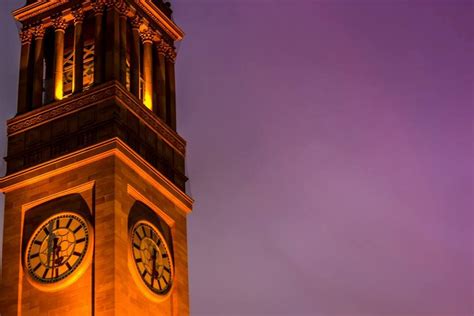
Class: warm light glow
55,81,63,101
143,92,153,110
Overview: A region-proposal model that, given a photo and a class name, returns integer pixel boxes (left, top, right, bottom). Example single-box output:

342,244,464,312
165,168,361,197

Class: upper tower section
6,0,187,191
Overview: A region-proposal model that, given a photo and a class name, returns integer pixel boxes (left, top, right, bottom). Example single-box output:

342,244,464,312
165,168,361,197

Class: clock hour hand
151,248,158,280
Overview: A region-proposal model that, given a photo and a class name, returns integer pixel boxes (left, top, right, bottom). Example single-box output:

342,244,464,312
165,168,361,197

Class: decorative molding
0,138,193,214
7,82,186,155
114,84,186,154
133,0,184,41
13,0,67,22
8,85,115,136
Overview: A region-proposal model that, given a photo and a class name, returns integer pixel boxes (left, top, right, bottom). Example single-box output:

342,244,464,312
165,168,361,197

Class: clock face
25,213,91,285
131,222,173,295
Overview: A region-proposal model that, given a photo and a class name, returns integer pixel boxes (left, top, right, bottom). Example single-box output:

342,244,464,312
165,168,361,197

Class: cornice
7,81,186,156
132,0,184,41
12,0,184,42
0,138,193,214
12,0,70,22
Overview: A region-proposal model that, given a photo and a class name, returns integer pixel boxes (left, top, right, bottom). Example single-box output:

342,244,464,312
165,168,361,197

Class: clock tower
0,1,193,315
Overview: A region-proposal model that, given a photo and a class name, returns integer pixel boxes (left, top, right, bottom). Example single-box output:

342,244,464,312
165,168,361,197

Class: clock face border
128,220,175,302
23,212,94,292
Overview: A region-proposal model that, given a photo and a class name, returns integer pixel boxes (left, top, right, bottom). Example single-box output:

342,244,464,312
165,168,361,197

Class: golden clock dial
131,222,173,295
25,213,91,284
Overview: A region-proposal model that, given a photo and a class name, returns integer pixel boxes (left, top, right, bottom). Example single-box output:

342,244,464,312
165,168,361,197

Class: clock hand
151,247,158,279
46,221,55,269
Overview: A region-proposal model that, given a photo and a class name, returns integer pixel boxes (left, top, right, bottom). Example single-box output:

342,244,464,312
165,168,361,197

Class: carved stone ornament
33,24,46,39
117,1,130,16
157,40,170,55
92,1,106,14
167,48,177,63
72,8,85,24
19,29,33,45
131,15,142,30
7,83,186,155
103,0,123,8
140,28,155,44
52,17,68,31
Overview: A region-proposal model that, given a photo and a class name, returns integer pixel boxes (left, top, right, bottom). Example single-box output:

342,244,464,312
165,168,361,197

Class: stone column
166,47,177,130
105,2,120,81
17,29,33,114
32,24,46,108
93,2,105,85
130,16,141,97
72,8,85,94
118,4,128,86
53,17,67,101
140,29,154,110
155,40,168,120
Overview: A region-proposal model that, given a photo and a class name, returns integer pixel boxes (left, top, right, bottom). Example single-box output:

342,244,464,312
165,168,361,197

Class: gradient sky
0,1,473,315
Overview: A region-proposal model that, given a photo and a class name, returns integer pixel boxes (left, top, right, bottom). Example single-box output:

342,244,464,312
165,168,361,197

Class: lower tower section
0,139,192,315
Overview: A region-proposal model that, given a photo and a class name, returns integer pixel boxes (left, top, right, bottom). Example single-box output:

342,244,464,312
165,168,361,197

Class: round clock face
131,222,173,295
25,213,91,285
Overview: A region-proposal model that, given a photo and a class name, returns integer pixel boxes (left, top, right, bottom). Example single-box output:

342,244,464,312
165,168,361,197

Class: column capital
104,0,124,9
167,47,177,63
131,15,142,30
33,24,46,39
140,28,155,44
157,39,170,55
52,17,68,32
158,40,176,62
117,1,130,16
19,28,33,45
72,8,85,24
92,1,106,15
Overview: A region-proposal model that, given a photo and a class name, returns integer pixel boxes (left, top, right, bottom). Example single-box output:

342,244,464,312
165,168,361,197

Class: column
53,17,67,100
93,2,105,85
130,15,141,97
166,47,177,130
72,8,85,94
32,24,45,108
154,40,168,120
140,29,154,110
17,29,33,114
43,32,55,103
118,4,128,86
105,2,120,81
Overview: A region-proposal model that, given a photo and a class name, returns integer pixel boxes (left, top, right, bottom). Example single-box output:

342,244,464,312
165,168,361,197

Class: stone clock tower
0,1,193,315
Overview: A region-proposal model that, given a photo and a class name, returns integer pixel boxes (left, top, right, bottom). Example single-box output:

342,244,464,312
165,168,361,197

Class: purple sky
1,1,473,315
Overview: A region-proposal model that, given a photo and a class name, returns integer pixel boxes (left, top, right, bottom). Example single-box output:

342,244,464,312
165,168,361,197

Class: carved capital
157,39,170,55
19,29,33,45
117,1,130,16
92,1,105,14
52,17,68,31
72,8,85,24
140,28,155,44
131,15,142,30
167,47,177,63
33,24,46,39
104,0,122,9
